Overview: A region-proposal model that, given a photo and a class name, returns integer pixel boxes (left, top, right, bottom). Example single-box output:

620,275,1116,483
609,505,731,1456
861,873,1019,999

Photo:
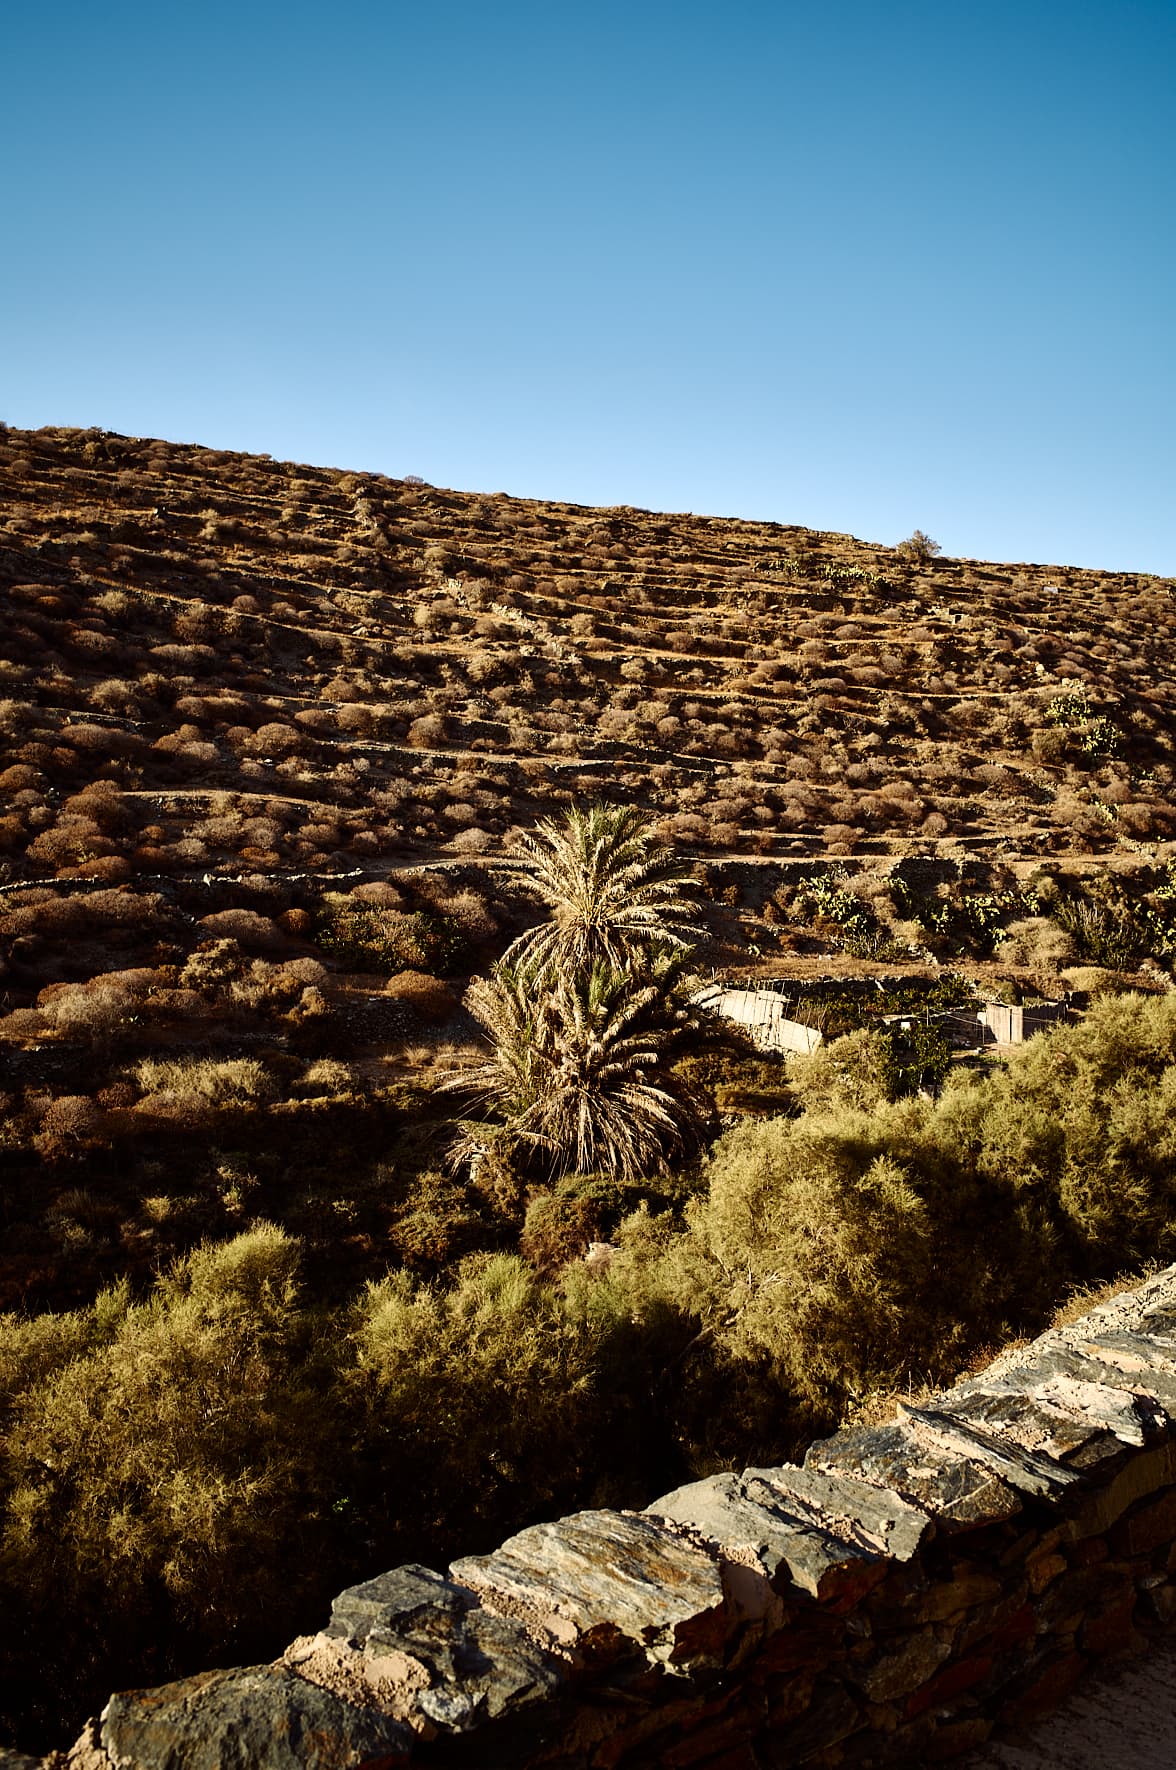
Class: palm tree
454,950,703,1184
503,802,704,975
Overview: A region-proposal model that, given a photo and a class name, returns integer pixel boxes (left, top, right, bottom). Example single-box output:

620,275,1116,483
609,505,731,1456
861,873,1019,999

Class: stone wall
48,1267,1176,1770
978,1000,1071,1046
693,983,824,1054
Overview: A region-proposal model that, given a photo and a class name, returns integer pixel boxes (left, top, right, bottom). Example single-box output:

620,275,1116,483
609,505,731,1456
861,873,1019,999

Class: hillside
3,422,1174,884
5,424,1176,1753
3,423,1176,1323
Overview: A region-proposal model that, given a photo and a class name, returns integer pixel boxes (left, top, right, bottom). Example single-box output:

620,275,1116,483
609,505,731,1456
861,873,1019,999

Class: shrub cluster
4,996,1176,1746
314,892,466,976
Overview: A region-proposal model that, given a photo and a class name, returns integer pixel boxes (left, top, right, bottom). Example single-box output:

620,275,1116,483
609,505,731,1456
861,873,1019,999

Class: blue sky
4,0,1173,572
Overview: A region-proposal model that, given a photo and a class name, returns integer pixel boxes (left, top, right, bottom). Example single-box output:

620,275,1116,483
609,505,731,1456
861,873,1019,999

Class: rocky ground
965,1632,1176,1766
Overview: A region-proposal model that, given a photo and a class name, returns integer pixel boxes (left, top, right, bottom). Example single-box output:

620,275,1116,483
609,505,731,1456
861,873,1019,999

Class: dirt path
963,1635,1176,1767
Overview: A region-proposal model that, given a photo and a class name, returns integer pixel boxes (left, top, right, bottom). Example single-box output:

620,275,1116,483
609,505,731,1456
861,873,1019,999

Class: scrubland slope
3,425,1176,1751
3,422,1174,885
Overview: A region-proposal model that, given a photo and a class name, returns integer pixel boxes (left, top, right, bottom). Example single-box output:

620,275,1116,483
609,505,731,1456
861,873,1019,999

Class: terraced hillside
4,424,1176,1756
3,423,1174,890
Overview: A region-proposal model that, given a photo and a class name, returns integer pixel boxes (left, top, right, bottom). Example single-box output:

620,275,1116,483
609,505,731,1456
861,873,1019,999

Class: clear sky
3,0,1173,573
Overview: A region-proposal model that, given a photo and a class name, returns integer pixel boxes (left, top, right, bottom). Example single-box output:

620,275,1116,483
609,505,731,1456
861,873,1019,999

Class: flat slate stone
366,1600,565,1725
898,1404,1082,1497
1030,1373,1166,1447
647,1469,888,1602
451,1510,727,1668
327,1564,468,1647
1136,1304,1176,1341
805,1421,1023,1532
100,1666,412,1770
1101,1326,1176,1362
1067,1327,1176,1388
745,1464,931,1562
1024,1341,1176,1420
945,1381,1119,1459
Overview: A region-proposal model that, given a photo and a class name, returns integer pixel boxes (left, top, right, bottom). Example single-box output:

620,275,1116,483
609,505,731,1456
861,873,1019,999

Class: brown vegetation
4,423,1176,1751
0,425,1172,909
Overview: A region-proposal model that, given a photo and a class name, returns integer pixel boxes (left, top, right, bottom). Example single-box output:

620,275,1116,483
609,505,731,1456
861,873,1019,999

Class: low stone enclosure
692,982,826,1055
45,1267,1176,1770
694,978,1071,1057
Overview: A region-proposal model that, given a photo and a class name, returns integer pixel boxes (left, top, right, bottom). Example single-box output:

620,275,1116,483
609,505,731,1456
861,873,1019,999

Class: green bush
884,1021,951,1096
315,894,466,975
951,992,1176,1269
344,1253,611,1548
6,995,1176,1747
0,1227,339,1739
896,529,941,563
790,1022,948,1110
520,1189,602,1274
790,1028,895,1114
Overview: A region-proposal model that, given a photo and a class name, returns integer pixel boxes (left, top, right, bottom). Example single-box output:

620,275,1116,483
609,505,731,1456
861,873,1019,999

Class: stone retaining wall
49,1267,1176,1770
693,983,824,1054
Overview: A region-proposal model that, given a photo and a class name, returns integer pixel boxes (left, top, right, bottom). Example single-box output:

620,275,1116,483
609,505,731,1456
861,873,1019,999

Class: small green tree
695,1117,938,1408
0,1227,338,1729
347,1253,604,1546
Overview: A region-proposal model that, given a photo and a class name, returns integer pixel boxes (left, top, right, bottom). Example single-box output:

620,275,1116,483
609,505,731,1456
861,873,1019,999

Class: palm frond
453,955,703,1184
502,802,704,974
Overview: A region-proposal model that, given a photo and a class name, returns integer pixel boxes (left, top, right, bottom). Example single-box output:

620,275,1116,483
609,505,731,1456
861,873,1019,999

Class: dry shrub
351,881,405,909
822,823,858,853
1031,727,1068,765
384,970,458,1024
277,954,329,1003
294,1059,357,1098
994,917,1078,970
2,888,169,944
407,714,446,747
63,783,132,833
68,723,146,759
36,978,140,1043
135,1055,275,1106
31,1095,106,1160
26,819,113,869
248,722,304,757
60,855,134,884
179,938,246,996
233,956,328,1013
45,1187,118,1233
299,822,342,853
286,708,335,742
154,732,220,766
1119,802,1164,837
196,909,284,950
448,826,492,854
0,813,33,857
1059,965,1135,998
445,889,499,938
0,764,45,792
